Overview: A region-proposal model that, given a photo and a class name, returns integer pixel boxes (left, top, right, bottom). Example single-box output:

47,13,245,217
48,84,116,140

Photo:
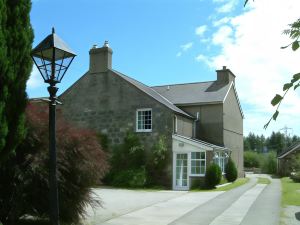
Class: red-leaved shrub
0,102,108,225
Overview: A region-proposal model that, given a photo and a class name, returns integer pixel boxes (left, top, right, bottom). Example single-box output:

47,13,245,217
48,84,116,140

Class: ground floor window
214,151,228,173
190,152,206,176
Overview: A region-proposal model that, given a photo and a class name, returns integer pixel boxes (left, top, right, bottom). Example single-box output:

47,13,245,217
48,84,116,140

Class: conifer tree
0,0,33,162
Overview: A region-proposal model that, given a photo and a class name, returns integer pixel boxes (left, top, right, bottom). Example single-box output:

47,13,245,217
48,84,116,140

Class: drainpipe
193,112,199,138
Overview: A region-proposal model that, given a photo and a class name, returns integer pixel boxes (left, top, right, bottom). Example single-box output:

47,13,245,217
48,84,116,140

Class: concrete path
169,175,257,225
240,175,281,225
99,192,223,225
85,174,281,225
210,184,266,225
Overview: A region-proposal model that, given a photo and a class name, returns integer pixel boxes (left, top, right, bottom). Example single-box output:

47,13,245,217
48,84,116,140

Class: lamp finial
52,27,55,34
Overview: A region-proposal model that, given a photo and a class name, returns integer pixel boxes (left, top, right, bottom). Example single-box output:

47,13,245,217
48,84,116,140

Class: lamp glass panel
55,56,73,82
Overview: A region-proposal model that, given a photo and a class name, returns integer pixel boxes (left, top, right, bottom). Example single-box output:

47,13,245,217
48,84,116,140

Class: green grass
257,177,271,184
191,178,250,192
214,178,249,191
281,177,300,206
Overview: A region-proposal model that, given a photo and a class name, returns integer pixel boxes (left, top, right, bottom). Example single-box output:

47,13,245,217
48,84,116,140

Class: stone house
277,142,300,176
59,41,244,190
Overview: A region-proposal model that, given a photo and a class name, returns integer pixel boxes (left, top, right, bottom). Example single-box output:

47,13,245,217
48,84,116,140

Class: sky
28,0,300,137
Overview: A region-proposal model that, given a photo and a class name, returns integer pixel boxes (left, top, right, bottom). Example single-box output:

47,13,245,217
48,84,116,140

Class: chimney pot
103,40,109,47
89,41,113,73
216,66,235,84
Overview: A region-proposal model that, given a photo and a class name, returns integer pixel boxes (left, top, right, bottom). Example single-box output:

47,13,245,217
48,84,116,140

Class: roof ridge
152,80,215,87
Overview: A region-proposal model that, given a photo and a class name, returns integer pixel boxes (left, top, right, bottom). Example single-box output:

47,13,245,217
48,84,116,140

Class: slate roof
152,81,231,105
110,69,193,118
278,142,300,159
173,134,227,151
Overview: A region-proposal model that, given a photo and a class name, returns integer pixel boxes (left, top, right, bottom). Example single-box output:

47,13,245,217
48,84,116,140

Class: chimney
216,66,235,84
89,40,113,73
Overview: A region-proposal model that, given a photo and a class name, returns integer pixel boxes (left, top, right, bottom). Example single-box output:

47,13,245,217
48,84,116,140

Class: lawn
281,177,300,206
257,177,271,184
214,178,250,191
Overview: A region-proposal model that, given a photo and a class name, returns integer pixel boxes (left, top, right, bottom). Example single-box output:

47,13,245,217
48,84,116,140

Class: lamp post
31,28,76,225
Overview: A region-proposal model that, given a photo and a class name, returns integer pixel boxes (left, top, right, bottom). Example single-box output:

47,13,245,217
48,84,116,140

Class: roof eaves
173,134,227,151
278,143,300,158
223,82,244,119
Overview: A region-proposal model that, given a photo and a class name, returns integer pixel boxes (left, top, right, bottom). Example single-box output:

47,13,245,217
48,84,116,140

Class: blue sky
28,0,300,137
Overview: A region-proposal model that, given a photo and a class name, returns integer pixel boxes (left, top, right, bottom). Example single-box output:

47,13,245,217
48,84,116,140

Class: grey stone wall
223,86,244,177
59,70,174,153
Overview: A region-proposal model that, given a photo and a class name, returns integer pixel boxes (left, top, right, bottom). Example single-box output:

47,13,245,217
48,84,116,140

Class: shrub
260,152,277,174
146,135,170,187
244,151,260,168
110,132,145,171
0,103,108,225
112,168,147,188
205,163,222,189
290,171,300,183
106,132,146,187
225,158,238,182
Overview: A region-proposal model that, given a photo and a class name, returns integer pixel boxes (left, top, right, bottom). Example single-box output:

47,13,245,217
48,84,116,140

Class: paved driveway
84,174,281,225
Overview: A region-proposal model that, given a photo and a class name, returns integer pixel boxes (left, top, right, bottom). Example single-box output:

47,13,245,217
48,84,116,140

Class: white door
175,153,188,190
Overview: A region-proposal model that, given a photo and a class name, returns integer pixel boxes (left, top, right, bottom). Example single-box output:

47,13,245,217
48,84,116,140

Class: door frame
173,152,189,190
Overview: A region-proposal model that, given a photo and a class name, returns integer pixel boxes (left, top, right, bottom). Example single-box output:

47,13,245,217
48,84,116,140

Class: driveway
84,174,281,225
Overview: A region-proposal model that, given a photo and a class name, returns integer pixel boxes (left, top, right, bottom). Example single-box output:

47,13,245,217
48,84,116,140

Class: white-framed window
214,151,228,173
190,152,206,176
136,108,152,132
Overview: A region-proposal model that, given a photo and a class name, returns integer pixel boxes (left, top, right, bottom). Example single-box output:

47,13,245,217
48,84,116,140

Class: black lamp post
31,28,76,225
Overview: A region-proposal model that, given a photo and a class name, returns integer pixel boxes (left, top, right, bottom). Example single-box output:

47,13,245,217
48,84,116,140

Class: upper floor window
190,152,206,176
136,108,152,132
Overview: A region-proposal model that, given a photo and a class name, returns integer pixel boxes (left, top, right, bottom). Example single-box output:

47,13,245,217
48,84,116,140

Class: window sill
190,174,205,177
136,130,152,133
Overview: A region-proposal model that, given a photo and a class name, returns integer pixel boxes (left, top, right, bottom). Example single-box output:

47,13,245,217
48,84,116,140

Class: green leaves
283,83,293,91
265,17,300,130
272,110,279,120
292,73,300,83
271,94,283,106
292,41,299,51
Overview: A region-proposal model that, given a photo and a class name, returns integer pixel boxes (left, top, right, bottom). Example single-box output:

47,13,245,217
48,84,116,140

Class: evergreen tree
0,0,33,162
266,132,285,153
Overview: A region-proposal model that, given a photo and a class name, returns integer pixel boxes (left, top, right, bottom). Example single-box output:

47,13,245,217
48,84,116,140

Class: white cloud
197,0,300,136
27,67,43,89
176,42,193,57
215,0,238,13
176,52,182,57
212,25,233,45
195,54,212,66
213,17,231,27
181,42,193,51
195,25,207,37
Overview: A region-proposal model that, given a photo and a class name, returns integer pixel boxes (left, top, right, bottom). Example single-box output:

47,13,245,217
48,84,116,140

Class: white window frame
190,151,206,176
136,108,152,132
174,115,178,134
214,151,226,173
